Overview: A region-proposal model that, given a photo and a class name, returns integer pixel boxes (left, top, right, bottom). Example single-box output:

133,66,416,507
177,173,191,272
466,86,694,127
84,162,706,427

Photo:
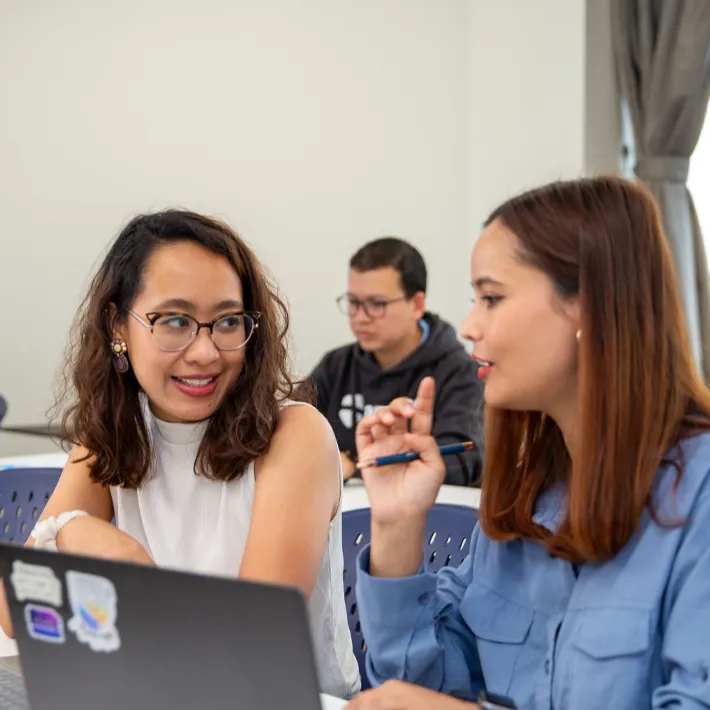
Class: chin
176,393,227,421
484,390,539,413
483,385,518,411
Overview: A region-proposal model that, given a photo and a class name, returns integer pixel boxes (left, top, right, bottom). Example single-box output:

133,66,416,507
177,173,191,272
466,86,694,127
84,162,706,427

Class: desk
0,634,15,658
0,653,346,709
0,452,69,471
0,424,62,439
342,478,481,511
0,453,481,511
0,431,64,459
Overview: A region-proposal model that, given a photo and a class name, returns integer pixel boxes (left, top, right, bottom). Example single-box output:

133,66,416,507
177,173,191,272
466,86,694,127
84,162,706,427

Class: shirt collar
531,481,568,532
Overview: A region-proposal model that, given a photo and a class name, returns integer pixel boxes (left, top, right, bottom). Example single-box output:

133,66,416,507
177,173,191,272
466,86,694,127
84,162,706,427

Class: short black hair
349,237,427,297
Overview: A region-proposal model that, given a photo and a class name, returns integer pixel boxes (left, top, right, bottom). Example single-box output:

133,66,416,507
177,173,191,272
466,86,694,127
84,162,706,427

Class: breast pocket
567,607,654,709
460,580,534,696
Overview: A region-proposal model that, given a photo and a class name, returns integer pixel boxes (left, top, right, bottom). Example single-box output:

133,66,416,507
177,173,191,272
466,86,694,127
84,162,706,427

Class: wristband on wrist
30,510,89,551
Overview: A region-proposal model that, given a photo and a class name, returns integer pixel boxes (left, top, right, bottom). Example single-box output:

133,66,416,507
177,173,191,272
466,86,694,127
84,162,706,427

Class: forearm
56,516,154,565
357,548,483,699
0,582,14,639
370,517,427,578
0,517,152,639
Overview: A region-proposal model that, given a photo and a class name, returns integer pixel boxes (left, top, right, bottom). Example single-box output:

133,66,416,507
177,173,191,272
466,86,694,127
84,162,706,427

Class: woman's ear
106,303,124,340
563,296,581,334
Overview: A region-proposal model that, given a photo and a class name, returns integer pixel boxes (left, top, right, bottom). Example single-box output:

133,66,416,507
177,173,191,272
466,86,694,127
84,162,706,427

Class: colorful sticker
10,561,63,607
24,604,65,644
65,571,121,653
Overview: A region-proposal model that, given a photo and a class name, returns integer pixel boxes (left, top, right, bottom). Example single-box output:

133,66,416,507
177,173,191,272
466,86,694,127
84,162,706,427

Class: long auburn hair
479,176,710,563
53,210,306,488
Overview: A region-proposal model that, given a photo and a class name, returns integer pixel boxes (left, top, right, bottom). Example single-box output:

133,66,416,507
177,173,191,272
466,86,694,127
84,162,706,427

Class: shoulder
317,343,357,369
430,347,479,389
270,402,339,456
440,347,477,371
309,345,358,388
254,402,340,502
654,432,710,520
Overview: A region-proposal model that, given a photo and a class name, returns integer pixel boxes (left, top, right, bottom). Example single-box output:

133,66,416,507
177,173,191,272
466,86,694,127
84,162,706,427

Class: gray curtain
612,0,710,380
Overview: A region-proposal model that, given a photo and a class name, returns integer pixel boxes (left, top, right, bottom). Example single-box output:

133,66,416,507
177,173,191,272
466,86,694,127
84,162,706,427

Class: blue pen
356,441,474,470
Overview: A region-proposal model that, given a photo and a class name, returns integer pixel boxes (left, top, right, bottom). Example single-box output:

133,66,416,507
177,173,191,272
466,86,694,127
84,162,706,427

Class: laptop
0,542,337,710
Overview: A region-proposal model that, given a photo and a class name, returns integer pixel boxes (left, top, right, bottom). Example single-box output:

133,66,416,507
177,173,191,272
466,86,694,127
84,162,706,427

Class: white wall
468,0,621,232
469,0,585,231
0,0,472,426
0,0,621,430
585,0,624,177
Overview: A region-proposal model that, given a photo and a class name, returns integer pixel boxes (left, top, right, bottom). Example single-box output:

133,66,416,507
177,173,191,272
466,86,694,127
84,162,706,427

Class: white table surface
0,452,69,471
0,452,481,510
342,477,481,510
321,694,348,710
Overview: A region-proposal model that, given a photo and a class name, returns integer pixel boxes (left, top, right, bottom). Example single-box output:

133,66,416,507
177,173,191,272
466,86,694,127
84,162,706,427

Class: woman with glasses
0,210,361,700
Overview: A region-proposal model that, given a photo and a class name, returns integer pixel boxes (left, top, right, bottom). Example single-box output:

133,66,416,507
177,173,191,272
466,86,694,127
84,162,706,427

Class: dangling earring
110,338,129,373
576,330,582,342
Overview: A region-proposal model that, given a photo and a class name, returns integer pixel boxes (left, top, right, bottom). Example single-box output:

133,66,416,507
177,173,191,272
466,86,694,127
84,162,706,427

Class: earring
110,338,129,373
576,330,582,342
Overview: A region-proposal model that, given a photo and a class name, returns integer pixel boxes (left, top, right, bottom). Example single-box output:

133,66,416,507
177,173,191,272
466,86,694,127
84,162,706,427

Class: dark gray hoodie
308,312,484,486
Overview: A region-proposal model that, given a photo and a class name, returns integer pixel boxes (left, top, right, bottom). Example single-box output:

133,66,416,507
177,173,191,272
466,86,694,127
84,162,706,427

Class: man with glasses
307,237,483,486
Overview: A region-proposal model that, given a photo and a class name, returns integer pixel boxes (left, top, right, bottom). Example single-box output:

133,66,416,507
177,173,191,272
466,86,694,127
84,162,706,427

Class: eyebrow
472,277,505,289
151,298,244,312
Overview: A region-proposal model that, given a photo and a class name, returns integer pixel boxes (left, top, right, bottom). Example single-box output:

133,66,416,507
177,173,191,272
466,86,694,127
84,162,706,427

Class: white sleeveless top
110,399,361,699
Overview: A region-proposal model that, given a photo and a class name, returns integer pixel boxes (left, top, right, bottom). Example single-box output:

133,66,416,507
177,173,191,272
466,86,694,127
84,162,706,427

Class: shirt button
418,593,431,605
701,665,709,682
544,660,551,674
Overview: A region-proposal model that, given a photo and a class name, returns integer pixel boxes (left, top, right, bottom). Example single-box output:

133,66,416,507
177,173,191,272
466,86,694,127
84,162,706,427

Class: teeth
177,377,214,386
478,360,493,367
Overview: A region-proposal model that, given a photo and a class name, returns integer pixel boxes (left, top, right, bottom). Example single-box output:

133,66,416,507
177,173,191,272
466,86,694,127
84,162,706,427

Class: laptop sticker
66,571,121,653
24,604,65,644
10,561,63,607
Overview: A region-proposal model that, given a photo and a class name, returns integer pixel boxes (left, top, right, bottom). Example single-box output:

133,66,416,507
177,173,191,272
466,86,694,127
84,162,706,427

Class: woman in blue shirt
346,177,710,710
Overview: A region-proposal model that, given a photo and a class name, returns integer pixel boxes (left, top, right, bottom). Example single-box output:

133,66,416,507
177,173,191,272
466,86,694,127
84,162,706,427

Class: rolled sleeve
355,537,483,700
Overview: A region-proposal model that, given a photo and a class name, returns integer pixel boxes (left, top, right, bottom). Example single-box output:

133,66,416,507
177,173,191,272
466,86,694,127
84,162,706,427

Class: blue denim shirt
356,433,710,709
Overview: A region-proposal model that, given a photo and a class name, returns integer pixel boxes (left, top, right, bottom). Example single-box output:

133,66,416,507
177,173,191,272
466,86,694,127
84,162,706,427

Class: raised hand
355,377,446,525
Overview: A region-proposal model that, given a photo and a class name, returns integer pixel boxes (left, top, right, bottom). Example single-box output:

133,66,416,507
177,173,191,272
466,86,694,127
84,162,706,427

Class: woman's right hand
355,377,446,527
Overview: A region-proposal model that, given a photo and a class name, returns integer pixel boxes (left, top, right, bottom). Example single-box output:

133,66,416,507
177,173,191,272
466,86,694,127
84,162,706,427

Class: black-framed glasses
336,294,407,319
127,310,260,352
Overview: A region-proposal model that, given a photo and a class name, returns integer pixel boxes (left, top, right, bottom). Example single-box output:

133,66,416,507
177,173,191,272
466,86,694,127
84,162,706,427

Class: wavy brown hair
479,176,710,563
53,210,307,488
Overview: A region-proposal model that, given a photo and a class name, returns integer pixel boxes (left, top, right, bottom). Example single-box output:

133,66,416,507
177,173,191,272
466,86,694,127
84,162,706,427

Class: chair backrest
0,468,62,543
0,395,6,425
341,503,479,689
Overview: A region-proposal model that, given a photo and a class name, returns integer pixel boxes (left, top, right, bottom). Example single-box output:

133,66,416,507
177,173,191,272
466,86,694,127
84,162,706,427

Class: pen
356,441,474,470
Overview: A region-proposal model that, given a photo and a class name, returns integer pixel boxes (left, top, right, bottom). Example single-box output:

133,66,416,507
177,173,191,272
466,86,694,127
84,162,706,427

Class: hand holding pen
354,377,448,528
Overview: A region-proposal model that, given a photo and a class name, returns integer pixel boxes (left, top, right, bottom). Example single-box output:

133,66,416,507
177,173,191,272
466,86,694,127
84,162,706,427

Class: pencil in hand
356,441,474,470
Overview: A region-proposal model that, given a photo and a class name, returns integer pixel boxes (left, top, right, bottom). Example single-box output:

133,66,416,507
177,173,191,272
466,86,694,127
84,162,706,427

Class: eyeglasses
127,310,260,352
336,294,407,319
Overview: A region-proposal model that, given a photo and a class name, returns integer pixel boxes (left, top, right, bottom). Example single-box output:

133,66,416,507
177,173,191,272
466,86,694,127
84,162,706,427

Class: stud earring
576,330,582,342
110,338,129,373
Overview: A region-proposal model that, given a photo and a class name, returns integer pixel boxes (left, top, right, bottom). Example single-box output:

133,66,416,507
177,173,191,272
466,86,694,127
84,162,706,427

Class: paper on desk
320,693,348,710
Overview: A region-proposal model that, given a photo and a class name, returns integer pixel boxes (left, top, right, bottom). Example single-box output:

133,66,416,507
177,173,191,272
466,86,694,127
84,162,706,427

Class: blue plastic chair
342,503,479,689
0,468,62,543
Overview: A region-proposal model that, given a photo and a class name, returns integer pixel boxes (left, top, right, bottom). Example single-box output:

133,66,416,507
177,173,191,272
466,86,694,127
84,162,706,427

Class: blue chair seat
0,468,62,543
342,503,479,689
